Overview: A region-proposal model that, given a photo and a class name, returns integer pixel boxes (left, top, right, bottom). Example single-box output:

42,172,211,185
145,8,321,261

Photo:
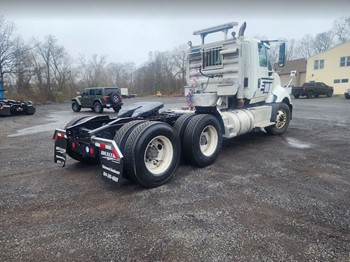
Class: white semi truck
54,22,292,188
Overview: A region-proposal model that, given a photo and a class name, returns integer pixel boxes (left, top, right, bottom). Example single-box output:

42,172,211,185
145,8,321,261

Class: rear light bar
54,131,67,140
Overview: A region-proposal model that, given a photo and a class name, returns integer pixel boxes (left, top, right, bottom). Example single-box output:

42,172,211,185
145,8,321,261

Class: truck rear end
0,99,36,116
54,102,183,187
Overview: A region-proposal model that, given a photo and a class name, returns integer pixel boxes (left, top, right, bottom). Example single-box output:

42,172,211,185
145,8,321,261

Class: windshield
104,88,120,95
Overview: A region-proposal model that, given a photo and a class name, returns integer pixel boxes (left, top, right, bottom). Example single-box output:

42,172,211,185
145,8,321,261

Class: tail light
103,96,108,102
89,147,94,155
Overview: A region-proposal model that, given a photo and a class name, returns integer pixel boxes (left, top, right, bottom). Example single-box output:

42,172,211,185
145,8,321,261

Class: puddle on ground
7,111,73,137
285,137,313,149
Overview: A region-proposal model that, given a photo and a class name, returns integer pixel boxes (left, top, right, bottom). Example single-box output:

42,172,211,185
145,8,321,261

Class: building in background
274,58,307,87
306,41,350,95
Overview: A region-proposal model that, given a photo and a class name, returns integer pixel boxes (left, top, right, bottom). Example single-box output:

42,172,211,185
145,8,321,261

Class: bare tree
171,44,188,93
51,45,72,90
0,15,16,85
333,16,350,43
34,35,57,94
294,34,317,58
11,38,35,93
107,62,135,89
313,31,335,53
78,54,110,87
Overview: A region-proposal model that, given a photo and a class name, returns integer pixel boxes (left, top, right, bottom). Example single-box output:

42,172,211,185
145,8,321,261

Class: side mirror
278,42,286,67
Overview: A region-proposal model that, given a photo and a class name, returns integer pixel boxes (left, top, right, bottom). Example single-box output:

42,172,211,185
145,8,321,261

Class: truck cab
187,22,289,109
186,22,292,138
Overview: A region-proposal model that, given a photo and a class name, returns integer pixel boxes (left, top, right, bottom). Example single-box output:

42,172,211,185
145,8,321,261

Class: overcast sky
1,0,349,66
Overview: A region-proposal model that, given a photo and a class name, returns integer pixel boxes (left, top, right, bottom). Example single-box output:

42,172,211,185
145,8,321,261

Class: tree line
269,16,350,62
0,15,349,102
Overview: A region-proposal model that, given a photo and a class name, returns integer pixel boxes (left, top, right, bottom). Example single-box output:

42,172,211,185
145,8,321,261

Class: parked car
292,82,333,98
344,89,350,99
71,87,123,113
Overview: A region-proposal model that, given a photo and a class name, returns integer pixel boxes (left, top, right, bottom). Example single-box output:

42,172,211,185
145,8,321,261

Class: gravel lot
0,96,349,261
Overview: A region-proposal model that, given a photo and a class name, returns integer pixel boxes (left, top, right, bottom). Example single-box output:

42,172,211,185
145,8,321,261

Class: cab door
81,89,95,107
255,42,274,100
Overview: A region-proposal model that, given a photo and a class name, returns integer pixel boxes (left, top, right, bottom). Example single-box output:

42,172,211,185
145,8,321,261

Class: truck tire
173,113,195,143
314,93,319,98
72,101,81,112
327,90,333,97
293,94,300,99
306,91,313,99
123,121,180,188
264,102,290,135
25,104,36,115
93,101,103,113
183,114,222,167
114,120,146,152
64,116,99,165
113,120,146,181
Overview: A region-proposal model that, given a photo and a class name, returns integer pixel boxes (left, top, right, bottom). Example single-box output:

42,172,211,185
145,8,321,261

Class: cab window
95,89,102,95
89,89,95,96
258,43,268,67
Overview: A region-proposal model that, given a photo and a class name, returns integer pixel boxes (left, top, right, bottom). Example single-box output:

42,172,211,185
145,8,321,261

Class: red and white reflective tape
111,148,119,159
94,142,112,150
55,132,67,140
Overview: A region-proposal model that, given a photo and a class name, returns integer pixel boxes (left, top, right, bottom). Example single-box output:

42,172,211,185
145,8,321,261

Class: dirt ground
0,96,349,261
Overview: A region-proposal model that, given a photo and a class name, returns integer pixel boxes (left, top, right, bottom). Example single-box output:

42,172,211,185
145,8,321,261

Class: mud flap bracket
53,129,67,167
91,136,124,185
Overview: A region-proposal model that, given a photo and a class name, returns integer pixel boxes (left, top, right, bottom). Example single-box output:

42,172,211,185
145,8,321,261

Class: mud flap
91,136,124,185
53,129,67,167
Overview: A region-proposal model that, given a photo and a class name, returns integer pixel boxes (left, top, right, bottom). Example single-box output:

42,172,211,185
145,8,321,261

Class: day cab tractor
54,21,292,188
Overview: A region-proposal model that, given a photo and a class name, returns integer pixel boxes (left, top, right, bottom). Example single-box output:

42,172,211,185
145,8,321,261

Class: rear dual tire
182,114,223,167
116,121,180,188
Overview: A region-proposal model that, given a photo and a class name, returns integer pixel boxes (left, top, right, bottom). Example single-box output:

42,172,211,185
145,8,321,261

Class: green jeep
71,87,123,113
